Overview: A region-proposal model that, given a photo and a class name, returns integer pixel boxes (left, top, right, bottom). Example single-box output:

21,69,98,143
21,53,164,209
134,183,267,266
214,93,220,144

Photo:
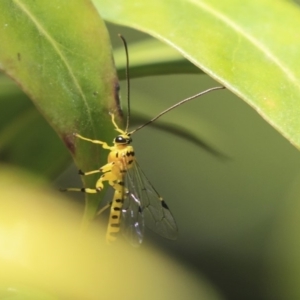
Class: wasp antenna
118,34,131,132
130,86,225,135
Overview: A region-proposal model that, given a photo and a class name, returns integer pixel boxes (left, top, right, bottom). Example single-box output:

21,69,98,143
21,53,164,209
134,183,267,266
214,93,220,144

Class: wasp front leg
74,133,112,150
74,133,115,176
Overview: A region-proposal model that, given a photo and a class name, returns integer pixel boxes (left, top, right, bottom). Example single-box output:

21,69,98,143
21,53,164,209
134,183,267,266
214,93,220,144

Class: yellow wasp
62,36,224,245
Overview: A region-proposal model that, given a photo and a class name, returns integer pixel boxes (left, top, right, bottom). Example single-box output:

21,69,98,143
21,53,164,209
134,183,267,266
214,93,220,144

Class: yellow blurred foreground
0,165,222,300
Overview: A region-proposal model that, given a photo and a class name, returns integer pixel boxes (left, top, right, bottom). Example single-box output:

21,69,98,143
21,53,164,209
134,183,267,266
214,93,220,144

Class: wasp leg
78,161,115,177
96,202,111,216
60,187,100,193
74,133,112,150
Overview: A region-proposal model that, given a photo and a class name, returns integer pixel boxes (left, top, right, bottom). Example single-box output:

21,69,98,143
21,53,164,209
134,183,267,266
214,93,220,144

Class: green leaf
94,0,300,150
0,0,119,221
0,76,70,178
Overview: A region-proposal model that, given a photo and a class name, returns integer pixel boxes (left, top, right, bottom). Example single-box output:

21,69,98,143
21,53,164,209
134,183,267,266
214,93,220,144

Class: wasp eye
114,134,133,144
115,135,132,144
115,136,125,143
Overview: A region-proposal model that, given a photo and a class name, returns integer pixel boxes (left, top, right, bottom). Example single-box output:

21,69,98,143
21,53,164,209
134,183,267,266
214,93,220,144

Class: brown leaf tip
62,132,76,155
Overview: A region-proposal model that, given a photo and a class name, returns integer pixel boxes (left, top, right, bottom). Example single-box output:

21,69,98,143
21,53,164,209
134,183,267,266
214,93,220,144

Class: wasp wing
121,161,178,244
121,185,145,246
